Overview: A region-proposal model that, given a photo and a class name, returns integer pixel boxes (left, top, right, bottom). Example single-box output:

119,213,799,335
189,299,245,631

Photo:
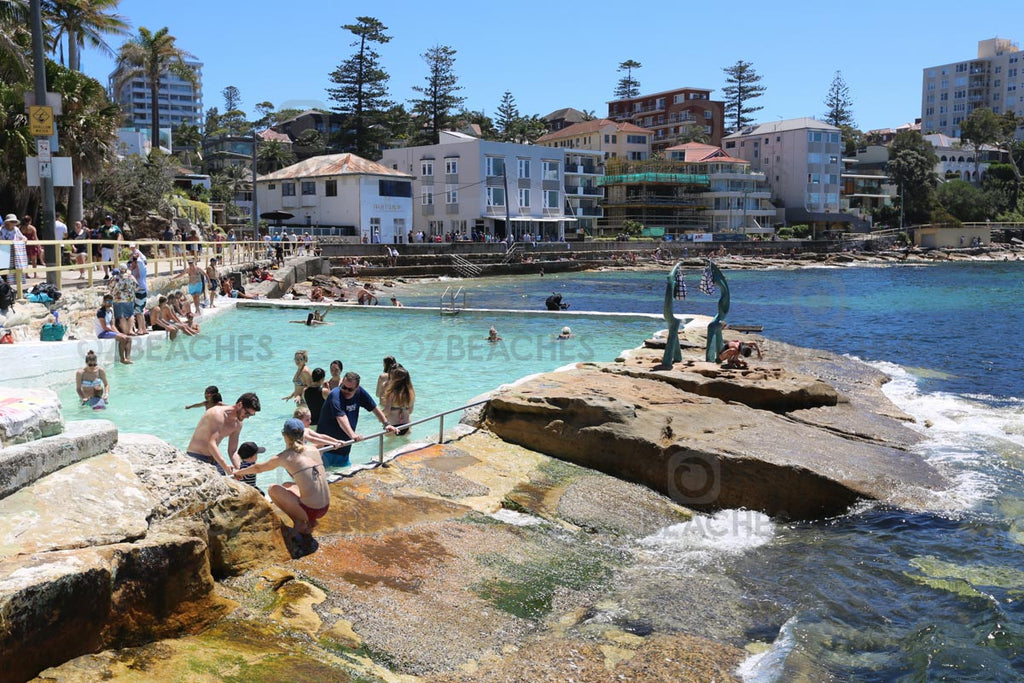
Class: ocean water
402,262,1024,681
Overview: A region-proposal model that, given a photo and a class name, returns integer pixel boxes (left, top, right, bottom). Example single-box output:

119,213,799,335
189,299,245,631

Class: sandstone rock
0,386,64,447
484,367,946,519
0,420,115,499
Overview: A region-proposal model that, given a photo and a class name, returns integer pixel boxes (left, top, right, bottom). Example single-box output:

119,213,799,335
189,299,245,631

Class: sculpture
702,261,730,362
660,262,684,368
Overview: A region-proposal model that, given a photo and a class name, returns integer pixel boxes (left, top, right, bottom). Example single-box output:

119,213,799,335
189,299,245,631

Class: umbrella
260,211,294,221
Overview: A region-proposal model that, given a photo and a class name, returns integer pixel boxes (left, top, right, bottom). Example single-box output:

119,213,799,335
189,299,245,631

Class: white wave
638,509,775,565
490,508,544,526
736,616,798,683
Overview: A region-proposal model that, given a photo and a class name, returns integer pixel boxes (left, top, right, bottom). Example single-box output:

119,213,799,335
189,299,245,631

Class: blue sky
78,0,1023,133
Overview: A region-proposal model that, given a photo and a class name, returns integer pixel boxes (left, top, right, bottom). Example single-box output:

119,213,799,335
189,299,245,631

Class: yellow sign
29,106,53,137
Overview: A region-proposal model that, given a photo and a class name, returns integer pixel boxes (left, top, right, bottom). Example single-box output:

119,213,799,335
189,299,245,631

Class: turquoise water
56,305,657,478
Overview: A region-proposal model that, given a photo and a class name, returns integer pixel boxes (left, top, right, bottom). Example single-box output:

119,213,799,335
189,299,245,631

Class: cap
110,268,120,275
3,214,18,223
562,326,572,335
282,418,305,439
104,214,113,220
237,441,265,459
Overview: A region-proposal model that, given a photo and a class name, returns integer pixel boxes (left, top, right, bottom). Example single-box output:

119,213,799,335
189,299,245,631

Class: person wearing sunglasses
75,349,109,409
317,371,397,467
185,392,262,475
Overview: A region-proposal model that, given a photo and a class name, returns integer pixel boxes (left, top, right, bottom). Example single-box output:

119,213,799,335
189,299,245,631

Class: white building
921,38,1024,139
923,133,1005,183
108,58,204,131
255,153,413,242
380,132,574,241
723,118,856,231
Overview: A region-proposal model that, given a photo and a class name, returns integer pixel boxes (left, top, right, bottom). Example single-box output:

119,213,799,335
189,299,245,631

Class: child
234,418,330,535
85,383,106,410
293,406,346,451
235,441,265,493
186,385,223,410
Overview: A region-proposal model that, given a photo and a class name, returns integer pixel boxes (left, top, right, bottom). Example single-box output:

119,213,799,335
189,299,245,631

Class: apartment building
380,132,573,242
607,87,725,152
723,118,861,232
108,59,203,133
536,118,653,160
921,38,1024,138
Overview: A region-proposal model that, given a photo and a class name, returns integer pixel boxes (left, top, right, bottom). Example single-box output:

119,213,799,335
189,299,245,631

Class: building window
485,156,505,177
421,160,433,176
519,188,530,207
422,187,433,205
628,151,645,160
301,181,316,195
542,160,559,180
378,180,411,197
445,158,458,175
370,217,380,235
706,110,713,120
486,187,505,207
544,190,559,209
325,180,337,197
517,158,530,178
446,184,457,204
626,134,647,144
282,182,295,197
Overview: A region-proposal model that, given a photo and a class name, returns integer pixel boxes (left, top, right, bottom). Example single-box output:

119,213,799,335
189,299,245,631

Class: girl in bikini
382,365,415,436
75,350,109,409
234,418,330,535
282,350,313,403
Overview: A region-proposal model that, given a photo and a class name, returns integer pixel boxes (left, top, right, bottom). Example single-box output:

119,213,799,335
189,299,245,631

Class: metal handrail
318,398,490,467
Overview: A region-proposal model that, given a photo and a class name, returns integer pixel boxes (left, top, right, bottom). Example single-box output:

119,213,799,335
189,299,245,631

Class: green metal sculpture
661,261,684,368
703,260,730,362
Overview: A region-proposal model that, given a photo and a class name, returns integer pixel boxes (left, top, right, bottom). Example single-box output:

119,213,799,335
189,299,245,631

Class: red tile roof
257,153,412,181
536,118,654,142
665,142,747,164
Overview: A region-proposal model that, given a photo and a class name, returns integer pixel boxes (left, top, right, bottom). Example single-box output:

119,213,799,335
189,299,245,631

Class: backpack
0,278,15,311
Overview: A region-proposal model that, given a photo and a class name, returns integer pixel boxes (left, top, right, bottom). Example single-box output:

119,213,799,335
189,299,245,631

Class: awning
488,216,576,222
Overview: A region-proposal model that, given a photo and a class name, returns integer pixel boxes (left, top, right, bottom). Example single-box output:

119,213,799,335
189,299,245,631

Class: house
380,131,574,241
723,118,865,234
536,118,653,161
269,109,346,159
607,87,726,151
542,107,588,132
255,153,413,242
923,133,1008,183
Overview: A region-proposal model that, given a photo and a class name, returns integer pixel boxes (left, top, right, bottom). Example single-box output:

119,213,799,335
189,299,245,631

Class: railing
449,254,481,277
320,398,490,467
502,243,520,264
440,285,466,313
0,238,309,299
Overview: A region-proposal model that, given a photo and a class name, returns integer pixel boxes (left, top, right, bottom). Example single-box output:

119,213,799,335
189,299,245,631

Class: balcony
565,184,602,196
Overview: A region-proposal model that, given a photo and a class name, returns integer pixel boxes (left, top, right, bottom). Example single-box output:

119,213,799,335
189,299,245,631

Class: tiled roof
257,153,412,182
536,118,653,143
664,142,746,163
258,129,291,143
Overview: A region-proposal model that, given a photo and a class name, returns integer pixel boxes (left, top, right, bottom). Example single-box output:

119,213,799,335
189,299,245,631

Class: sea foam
638,509,775,567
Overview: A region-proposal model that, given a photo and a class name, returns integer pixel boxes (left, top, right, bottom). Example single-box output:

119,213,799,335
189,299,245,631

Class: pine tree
823,71,854,128
410,45,465,145
495,91,520,141
721,60,766,131
327,17,392,159
614,60,642,99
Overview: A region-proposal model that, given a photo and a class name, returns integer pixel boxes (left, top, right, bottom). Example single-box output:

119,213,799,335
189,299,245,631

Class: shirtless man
186,392,261,474
717,340,763,369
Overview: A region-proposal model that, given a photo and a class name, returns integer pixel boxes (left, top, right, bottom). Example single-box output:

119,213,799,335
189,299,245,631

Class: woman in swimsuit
282,349,313,403
234,418,330,535
325,360,343,393
382,365,415,436
75,350,109,408
375,356,398,405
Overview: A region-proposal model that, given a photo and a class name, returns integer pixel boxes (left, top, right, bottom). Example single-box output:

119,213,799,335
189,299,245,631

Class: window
705,110,713,119
282,182,295,196
544,190,559,209
628,151,646,160
626,134,647,144
725,141,736,148
378,180,411,197
370,217,380,234
485,156,505,177
1011,68,1019,78
421,187,433,206
941,79,949,89
808,173,821,184
954,76,967,87
518,188,530,207
808,131,823,142
517,158,530,178
940,92,948,101
301,181,316,196
268,183,276,190
445,158,458,175
325,180,337,197
486,187,505,207
445,184,457,204
421,160,433,176
542,160,559,180
656,97,666,109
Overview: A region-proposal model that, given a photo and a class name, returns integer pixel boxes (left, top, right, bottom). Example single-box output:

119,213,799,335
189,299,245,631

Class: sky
76,0,1024,134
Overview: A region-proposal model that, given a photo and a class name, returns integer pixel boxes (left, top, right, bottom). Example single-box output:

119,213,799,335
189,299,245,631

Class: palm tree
44,0,128,71
257,139,294,174
173,121,201,168
113,26,195,152
0,0,29,79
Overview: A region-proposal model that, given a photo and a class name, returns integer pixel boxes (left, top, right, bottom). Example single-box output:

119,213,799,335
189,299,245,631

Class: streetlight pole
30,0,58,285
251,129,259,240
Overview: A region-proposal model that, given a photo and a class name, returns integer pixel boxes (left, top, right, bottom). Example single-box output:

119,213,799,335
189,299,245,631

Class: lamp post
250,129,259,240
30,0,57,285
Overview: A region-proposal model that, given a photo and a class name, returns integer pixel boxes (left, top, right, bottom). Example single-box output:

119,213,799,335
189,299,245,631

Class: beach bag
0,329,12,344
0,278,14,311
40,323,66,341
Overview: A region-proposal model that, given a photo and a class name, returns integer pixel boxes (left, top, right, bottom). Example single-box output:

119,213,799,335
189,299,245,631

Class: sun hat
282,418,305,439
237,441,265,459
3,214,17,224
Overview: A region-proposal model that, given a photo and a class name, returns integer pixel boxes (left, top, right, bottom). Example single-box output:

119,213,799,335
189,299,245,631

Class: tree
960,107,1001,184
887,130,939,225
0,0,30,78
113,26,196,152
327,16,392,159
92,151,177,219
721,60,766,131
936,179,991,222
614,60,641,99
221,85,241,112
44,0,127,72
454,108,496,139
823,70,854,129
507,114,548,144
838,124,864,156
173,122,201,167
253,100,275,128
495,90,519,141
410,44,465,145
674,124,709,145
256,138,294,174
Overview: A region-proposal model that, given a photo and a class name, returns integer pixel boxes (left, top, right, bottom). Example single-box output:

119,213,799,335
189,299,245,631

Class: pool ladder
440,286,466,315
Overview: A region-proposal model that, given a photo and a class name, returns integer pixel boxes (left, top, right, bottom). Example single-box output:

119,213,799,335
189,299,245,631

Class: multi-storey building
723,118,861,232
380,132,573,241
562,149,604,237
921,38,1024,138
841,146,896,226
607,87,725,152
108,59,203,136
666,143,776,233
536,118,653,161
597,158,710,237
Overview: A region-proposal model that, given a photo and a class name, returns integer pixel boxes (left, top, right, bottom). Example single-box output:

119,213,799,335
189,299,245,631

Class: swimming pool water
56,304,658,477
